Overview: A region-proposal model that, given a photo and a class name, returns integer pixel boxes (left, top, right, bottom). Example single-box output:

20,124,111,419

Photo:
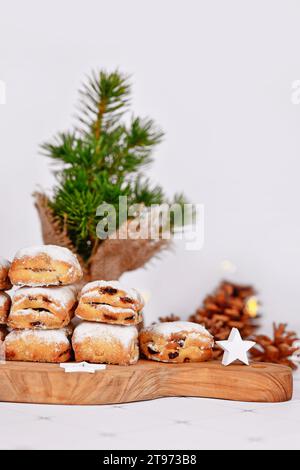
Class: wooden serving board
0,360,293,405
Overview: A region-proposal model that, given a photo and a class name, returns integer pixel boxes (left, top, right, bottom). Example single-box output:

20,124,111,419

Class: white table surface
0,368,299,450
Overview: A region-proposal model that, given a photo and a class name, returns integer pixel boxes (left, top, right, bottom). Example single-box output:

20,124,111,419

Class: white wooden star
216,328,256,366
60,362,107,374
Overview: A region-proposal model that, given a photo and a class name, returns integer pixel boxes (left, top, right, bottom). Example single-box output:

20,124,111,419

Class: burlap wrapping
34,192,169,284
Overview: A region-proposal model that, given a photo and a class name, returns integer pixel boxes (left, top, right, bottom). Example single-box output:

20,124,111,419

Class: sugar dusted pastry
9,245,83,287
0,292,11,325
139,321,214,363
76,280,144,325
8,286,77,330
0,257,12,290
4,328,72,363
72,322,139,365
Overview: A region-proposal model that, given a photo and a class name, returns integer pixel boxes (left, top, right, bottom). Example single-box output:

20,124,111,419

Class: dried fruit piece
168,351,179,359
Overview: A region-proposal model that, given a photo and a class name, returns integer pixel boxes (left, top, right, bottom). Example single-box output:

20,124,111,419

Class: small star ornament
216,328,256,366
60,362,107,374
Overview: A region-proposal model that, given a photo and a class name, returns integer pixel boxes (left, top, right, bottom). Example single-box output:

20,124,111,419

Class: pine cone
159,314,181,323
250,323,300,370
189,281,260,357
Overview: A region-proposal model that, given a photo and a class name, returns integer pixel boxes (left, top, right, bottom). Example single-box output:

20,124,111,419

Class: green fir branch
42,70,188,261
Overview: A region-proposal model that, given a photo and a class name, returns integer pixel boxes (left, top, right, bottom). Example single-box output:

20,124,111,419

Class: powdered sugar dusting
82,280,123,293
0,257,10,270
12,286,77,308
93,304,135,314
10,309,55,318
14,245,81,270
81,280,144,305
5,328,70,345
76,304,136,318
145,321,213,339
73,322,138,348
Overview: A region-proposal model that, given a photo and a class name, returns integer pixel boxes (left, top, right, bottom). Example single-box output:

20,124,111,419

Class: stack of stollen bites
4,245,83,363
0,257,12,345
1,246,214,366
72,281,144,365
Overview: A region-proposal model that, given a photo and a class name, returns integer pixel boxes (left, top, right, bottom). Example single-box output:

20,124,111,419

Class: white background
1,0,300,328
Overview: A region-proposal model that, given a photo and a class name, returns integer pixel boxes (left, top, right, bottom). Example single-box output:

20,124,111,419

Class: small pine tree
41,70,186,262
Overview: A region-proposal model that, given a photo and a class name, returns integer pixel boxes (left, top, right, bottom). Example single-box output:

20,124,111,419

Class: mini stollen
9,245,83,287
75,280,144,326
72,322,139,365
139,321,214,363
4,328,72,363
8,286,77,330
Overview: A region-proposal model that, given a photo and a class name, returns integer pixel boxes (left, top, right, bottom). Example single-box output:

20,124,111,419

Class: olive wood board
0,360,293,405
